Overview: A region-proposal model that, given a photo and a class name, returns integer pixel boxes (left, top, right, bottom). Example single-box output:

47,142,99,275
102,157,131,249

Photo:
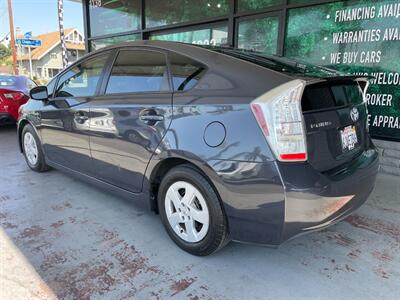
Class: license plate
340,125,358,151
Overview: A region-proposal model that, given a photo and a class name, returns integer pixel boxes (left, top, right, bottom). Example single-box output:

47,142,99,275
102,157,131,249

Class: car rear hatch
208,48,372,170
302,77,370,172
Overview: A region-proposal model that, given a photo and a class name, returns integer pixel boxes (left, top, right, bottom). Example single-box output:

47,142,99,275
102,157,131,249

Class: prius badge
350,107,359,122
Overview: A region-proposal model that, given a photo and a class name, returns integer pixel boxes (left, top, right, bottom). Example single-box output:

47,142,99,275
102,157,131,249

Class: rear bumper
0,103,20,121
0,112,16,125
210,146,379,246
277,147,379,244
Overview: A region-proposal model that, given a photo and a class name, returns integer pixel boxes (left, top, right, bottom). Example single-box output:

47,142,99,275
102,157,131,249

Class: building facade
78,0,400,174
18,29,85,81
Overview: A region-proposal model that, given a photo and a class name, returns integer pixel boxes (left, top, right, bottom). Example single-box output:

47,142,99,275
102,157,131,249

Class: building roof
19,28,85,61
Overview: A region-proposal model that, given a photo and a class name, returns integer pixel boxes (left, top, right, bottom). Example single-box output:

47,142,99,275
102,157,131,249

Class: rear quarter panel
142,47,296,244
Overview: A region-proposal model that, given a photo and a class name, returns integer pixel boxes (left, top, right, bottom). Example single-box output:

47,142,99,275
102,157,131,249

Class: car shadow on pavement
0,124,17,130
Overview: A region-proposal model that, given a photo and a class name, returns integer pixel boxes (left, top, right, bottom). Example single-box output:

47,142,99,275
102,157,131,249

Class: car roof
0,74,28,80
88,41,347,81
57,40,293,99
97,40,205,51
82,40,218,65
0,75,30,91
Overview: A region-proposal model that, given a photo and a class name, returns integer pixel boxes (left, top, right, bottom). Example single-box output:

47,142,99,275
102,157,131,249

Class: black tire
21,124,50,172
158,164,230,256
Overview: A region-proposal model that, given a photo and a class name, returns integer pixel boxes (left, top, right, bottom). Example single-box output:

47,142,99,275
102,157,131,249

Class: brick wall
373,139,400,176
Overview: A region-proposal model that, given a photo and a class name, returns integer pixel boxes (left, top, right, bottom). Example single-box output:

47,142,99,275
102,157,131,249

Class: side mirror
30,86,48,101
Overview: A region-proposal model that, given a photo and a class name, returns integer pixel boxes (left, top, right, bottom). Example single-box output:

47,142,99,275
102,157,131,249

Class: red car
0,75,37,125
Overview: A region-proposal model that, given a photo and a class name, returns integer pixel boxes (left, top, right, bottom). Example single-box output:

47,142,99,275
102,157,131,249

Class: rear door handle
139,115,164,122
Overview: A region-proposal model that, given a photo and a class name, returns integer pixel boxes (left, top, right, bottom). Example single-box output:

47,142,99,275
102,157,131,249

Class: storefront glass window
237,0,283,12
145,0,229,28
285,0,400,140
90,34,141,51
150,25,228,46
237,15,279,54
89,0,140,37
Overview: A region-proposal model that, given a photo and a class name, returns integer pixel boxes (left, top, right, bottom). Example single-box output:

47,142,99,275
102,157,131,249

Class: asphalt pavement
1,125,399,300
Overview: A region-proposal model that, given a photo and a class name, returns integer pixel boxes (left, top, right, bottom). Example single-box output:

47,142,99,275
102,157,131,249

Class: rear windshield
302,82,363,112
0,76,17,87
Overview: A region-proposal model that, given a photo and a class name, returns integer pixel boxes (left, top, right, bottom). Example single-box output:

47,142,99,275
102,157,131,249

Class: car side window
168,52,206,91
46,78,57,99
106,50,169,94
55,52,109,98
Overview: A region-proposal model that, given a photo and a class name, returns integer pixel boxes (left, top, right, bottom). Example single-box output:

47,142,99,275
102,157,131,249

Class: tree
0,44,11,60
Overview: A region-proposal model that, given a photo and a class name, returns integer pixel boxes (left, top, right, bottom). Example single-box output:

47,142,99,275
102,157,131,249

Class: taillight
3,91,26,101
251,79,307,162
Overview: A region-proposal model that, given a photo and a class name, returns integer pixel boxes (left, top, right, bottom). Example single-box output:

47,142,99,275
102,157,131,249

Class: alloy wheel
24,132,39,166
165,181,210,243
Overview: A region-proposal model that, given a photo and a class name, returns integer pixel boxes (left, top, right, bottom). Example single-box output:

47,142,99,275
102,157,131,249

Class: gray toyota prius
18,41,379,256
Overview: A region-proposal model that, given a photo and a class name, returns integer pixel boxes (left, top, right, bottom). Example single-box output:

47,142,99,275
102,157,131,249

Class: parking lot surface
1,125,399,300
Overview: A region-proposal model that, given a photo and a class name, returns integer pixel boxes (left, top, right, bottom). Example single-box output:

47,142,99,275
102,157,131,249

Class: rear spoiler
308,75,373,103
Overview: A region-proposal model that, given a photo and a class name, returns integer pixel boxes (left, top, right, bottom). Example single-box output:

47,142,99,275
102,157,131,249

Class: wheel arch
18,119,43,154
146,154,227,220
17,119,30,153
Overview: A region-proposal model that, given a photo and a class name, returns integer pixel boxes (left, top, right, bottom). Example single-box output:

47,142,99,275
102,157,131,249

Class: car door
89,48,173,192
39,51,111,175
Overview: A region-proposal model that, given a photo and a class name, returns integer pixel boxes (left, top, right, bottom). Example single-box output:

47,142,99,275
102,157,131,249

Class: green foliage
0,44,11,60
